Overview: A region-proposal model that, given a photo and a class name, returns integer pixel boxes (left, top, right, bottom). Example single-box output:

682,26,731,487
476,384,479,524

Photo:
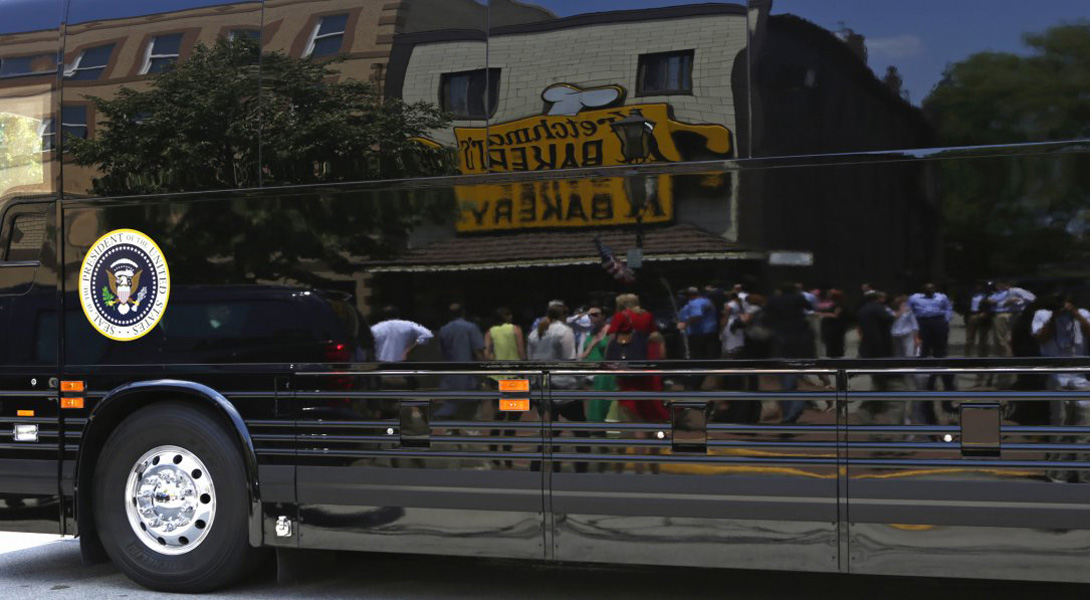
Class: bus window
3,212,46,262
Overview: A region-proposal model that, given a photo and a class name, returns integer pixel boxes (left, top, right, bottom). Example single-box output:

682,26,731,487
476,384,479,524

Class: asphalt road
3,533,1090,599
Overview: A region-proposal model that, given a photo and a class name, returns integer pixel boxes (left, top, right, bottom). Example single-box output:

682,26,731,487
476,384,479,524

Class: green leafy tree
70,35,454,194
68,36,457,287
924,22,1090,281
925,22,1090,146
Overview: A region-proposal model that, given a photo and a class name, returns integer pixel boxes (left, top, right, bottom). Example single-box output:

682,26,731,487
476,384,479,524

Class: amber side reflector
498,379,530,393
61,397,84,409
60,381,85,392
16,410,34,417
500,398,530,412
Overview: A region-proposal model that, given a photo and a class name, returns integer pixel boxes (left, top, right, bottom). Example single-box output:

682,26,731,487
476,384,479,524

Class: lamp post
611,109,659,268
610,108,656,164
623,173,660,265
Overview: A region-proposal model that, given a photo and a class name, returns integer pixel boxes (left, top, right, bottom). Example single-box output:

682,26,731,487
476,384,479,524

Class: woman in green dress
579,307,615,421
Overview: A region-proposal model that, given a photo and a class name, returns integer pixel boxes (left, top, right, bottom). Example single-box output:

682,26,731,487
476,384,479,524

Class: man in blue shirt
678,286,718,387
907,282,956,394
436,304,485,420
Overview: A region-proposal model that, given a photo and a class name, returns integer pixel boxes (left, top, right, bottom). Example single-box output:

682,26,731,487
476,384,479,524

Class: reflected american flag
594,236,635,284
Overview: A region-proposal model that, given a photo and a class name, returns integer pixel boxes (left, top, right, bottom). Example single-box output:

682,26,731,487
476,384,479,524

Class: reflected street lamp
610,108,656,163
622,173,659,269
612,109,658,269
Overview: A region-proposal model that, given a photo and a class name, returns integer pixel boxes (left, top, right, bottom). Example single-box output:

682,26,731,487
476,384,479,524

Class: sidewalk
0,533,62,555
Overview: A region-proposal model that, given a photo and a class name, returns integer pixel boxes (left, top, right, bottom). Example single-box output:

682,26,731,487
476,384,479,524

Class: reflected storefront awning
368,223,763,273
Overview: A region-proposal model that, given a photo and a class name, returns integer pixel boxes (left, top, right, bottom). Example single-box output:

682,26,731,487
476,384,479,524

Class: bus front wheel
93,401,260,592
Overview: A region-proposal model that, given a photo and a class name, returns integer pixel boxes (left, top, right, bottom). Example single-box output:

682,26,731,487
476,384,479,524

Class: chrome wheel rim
124,445,216,555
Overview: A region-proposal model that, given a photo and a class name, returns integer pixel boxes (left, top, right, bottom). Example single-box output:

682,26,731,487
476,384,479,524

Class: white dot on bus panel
943,434,953,442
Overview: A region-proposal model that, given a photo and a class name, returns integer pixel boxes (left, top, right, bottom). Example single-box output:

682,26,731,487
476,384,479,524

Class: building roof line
368,250,766,273
390,3,745,47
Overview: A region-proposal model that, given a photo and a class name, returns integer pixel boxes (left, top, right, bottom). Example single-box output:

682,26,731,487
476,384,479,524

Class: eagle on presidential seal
101,258,147,316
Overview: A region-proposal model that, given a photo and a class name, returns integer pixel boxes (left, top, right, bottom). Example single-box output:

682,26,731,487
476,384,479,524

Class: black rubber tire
93,401,260,593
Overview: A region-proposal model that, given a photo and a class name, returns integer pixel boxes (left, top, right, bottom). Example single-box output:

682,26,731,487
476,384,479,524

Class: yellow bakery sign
456,176,674,232
449,84,732,233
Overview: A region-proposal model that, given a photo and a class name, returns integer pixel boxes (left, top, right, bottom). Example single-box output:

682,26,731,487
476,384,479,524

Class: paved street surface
3,533,1090,599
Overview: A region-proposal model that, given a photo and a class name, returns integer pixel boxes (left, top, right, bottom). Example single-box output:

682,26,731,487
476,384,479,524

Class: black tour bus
3,0,1090,592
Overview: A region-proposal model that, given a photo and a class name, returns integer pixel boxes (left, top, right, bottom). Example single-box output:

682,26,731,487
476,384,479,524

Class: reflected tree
925,23,1090,283
68,35,457,287
925,22,1090,145
69,35,454,193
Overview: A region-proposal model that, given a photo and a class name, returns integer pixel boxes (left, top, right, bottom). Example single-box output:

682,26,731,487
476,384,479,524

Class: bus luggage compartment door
548,370,840,572
846,370,1090,583
293,371,547,560
0,372,60,534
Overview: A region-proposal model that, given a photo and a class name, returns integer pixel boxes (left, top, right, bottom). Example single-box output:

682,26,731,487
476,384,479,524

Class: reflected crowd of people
361,278,1090,428
369,279,1085,383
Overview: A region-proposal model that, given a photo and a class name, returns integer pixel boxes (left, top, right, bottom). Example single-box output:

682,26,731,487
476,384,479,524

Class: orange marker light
498,379,530,393
500,398,530,412
16,410,34,417
60,381,85,392
60,397,84,410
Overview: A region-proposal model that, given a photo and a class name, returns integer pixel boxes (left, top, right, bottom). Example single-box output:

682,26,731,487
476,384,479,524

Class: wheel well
76,390,253,561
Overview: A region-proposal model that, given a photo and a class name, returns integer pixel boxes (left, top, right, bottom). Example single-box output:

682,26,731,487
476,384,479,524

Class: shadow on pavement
1,541,1089,599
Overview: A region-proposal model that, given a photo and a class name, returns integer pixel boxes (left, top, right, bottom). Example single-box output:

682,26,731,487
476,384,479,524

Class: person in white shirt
720,292,757,359
1032,293,1090,483
890,294,924,390
370,306,433,362
529,305,585,465
528,305,577,388
566,306,596,356
731,283,749,305
1031,294,1090,389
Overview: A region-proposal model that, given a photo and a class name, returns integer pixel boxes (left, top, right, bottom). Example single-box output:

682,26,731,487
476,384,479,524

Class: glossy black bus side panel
548,373,839,572
846,376,1090,583
293,373,547,559
17,0,1090,578
0,0,63,532
0,203,60,533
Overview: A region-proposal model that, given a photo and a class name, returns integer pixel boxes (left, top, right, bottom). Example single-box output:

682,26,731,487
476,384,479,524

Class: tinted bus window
5,212,46,261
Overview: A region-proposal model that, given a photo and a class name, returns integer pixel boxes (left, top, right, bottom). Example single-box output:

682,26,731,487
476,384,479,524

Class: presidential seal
79,229,170,341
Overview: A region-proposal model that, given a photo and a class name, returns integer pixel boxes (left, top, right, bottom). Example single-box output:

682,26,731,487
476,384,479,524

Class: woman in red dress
608,293,668,423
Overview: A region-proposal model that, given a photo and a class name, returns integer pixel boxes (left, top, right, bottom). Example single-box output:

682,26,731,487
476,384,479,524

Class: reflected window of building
64,44,115,81
636,50,694,96
38,118,55,153
304,14,348,58
60,105,88,147
228,29,260,43
440,68,499,119
0,54,56,78
5,213,46,262
140,33,184,75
